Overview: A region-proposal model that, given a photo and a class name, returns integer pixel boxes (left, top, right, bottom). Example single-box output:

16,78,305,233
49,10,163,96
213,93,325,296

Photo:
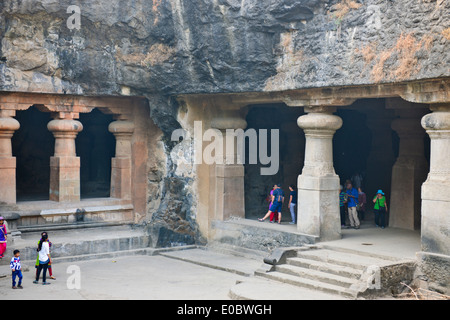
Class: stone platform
210,218,318,252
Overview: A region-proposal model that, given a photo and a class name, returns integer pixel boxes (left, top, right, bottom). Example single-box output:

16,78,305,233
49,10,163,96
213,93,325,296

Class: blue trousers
289,203,296,223
12,270,23,286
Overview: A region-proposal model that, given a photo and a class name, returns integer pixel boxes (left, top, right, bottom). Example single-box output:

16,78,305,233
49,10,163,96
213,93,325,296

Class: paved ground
0,254,247,300
0,221,422,300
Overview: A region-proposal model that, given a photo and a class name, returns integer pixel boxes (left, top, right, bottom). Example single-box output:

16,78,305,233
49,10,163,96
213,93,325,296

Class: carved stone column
108,119,134,199
297,106,342,241
389,108,428,230
210,109,247,221
418,103,450,294
47,113,83,202
0,110,20,204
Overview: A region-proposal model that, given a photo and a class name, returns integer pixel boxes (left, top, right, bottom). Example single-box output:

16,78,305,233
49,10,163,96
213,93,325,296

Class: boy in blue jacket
10,249,23,289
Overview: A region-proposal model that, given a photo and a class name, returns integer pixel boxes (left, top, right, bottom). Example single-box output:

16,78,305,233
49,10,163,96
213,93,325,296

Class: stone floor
0,219,422,300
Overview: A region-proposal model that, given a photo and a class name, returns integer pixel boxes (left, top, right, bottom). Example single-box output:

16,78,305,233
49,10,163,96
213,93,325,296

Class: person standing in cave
339,185,347,227
259,183,284,224
357,187,367,221
288,185,297,225
346,182,360,229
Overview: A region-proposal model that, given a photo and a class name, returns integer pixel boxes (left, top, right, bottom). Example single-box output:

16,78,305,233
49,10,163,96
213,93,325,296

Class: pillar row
108,119,134,200
47,116,83,202
297,107,342,241
0,110,20,204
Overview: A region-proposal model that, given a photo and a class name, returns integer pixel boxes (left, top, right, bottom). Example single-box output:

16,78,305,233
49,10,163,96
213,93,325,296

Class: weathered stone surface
1,0,448,97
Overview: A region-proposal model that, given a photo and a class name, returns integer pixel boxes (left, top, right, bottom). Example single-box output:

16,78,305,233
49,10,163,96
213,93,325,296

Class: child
0,217,7,259
10,249,23,289
35,234,56,280
34,232,51,285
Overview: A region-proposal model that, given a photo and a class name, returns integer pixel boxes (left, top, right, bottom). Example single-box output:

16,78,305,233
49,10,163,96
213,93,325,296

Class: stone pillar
47,114,83,202
297,106,342,241
210,109,247,221
418,104,450,294
108,119,134,199
389,108,428,230
0,110,20,204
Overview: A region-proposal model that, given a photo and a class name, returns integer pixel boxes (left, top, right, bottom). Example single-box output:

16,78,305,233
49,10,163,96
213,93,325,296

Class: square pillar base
110,157,132,199
213,164,245,221
49,156,81,202
297,174,341,241
421,180,450,256
0,157,16,204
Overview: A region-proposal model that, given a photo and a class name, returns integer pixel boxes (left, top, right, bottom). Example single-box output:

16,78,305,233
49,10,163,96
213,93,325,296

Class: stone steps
286,256,361,279
295,248,395,270
256,246,413,299
255,269,356,299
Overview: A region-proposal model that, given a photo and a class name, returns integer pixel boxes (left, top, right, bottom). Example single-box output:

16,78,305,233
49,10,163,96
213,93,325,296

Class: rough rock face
1,0,448,97
0,0,449,246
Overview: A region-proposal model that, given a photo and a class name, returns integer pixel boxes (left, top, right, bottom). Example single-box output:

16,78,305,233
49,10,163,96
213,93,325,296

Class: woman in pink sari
0,217,7,259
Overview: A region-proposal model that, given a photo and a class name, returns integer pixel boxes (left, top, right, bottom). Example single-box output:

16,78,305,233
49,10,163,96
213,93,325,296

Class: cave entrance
333,108,373,194
12,106,54,201
76,108,116,199
243,103,304,220
242,98,429,231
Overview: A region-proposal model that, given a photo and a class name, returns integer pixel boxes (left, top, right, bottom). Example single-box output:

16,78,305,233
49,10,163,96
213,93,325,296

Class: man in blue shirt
346,182,360,229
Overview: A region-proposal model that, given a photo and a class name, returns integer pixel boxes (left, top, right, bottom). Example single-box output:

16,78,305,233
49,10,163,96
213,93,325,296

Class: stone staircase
255,245,416,299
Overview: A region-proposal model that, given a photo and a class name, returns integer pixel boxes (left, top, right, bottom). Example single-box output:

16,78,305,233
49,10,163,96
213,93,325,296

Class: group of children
0,217,55,290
